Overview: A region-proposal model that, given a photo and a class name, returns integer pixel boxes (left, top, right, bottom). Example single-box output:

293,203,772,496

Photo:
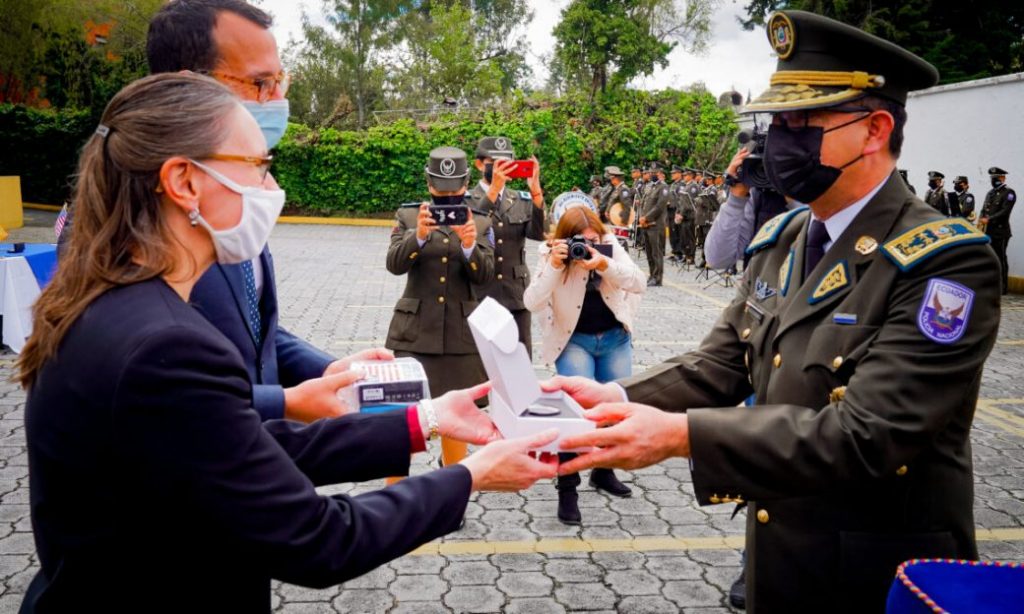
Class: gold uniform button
896,465,908,476
773,354,782,368
498,256,504,262
832,356,844,369
441,257,449,263
497,274,503,280
438,296,445,304
443,238,450,244
409,252,418,260
757,509,770,524
829,386,847,404
741,328,751,340
710,494,721,504
440,276,446,283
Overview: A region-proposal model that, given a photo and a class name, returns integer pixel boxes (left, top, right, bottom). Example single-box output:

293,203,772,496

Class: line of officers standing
589,164,728,286
919,167,1017,294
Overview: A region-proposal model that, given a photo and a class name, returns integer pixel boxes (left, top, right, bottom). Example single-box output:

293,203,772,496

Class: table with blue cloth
887,558,1023,613
0,243,58,353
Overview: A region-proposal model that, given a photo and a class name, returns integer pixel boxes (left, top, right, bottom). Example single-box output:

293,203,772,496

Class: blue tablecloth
0,243,57,288
887,559,1023,613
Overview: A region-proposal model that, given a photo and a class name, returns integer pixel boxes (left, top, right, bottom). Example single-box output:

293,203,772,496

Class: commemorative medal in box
467,297,595,453
340,357,431,413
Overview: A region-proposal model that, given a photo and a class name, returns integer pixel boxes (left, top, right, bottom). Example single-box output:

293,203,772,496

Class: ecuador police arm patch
917,278,974,344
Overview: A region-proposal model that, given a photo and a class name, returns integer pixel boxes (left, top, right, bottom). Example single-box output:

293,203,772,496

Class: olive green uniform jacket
385,204,495,357
620,171,1000,613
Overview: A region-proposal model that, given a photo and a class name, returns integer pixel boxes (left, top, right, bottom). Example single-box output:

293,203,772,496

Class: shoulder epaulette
470,207,489,216
745,206,809,255
399,202,421,208
881,217,990,272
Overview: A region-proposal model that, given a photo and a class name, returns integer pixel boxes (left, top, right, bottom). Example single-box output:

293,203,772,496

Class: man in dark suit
552,11,1000,612
151,0,383,421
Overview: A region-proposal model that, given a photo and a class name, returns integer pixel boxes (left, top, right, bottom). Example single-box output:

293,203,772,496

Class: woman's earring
188,207,200,227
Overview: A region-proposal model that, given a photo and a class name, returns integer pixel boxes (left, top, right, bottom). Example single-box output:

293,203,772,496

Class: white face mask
188,159,284,264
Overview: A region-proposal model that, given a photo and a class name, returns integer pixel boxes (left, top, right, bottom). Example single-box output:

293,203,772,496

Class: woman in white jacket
523,204,646,525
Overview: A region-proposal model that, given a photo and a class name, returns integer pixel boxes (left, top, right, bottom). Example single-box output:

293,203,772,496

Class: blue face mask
241,99,289,149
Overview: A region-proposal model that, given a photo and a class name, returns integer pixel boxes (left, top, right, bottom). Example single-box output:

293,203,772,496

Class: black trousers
512,308,532,357
680,221,696,260
644,226,665,282
668,214,682,255
990,235,1011,293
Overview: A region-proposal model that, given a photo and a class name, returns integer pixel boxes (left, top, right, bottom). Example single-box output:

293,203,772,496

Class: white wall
901,72,1024,276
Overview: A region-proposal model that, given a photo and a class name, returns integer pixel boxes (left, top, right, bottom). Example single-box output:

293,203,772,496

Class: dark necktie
240,260,262,346
803,219,830,281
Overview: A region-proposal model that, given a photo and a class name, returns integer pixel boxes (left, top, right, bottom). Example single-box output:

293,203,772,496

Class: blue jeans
554,326,632,383
555,326,632,490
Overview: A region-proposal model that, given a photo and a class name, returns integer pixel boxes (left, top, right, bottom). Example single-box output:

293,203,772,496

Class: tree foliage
739,0,1024,84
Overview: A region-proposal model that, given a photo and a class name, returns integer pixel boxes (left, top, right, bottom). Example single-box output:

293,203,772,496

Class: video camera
736,127,773,190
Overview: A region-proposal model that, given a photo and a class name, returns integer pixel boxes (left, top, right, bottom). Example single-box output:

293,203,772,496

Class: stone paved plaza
1,223,1023,613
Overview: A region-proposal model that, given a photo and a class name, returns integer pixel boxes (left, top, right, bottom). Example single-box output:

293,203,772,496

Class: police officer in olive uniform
468,136,546,355
554,11,1000,613
588,175,603,206
667,166,688,261
981,167,1016,294
603,166,632,227
678,169,699,264
924,171,949,215
639,164,670,286
693,171,718,265
951,175,975,221
386,146,495,466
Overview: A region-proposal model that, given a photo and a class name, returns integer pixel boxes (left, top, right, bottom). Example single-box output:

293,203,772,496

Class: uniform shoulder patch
745,206,810,255
881,218,990,272
917,278,975,344
1008,190,1016,202
519,191,532,200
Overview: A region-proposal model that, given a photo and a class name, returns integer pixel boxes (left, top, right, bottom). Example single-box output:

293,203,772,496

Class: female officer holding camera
386,146,495,468
523,200,646,524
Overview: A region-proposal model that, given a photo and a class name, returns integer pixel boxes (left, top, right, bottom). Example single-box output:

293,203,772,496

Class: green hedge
273,89,737,214
0,88,737,212
0,104,94,204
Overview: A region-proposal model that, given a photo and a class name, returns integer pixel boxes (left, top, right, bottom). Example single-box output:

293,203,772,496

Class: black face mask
928,179,939,190
954,183,965,194
483,163,494,184
992,177,1004,188
763,114,868,203
430,194,464,205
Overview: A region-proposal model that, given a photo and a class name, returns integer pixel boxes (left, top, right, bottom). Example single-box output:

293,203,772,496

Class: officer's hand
727,147,751,178
539,375,623,409
526,155,543,197
453,209,476,249
416,202,436,241
577,246,609,272
283,369,366,423
460,429,560,491
490,159,515,194
558,403,690,475
639,216,648,227
432,382,499,445
323,348,394,377
547,239,568,270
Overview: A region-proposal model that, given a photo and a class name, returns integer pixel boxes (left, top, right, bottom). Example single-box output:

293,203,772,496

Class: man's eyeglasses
203,154,274,180
203,70,290,103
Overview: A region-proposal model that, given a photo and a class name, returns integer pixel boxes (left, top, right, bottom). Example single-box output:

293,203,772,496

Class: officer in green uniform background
639,163,669,286
693,170,718,266
951,175,975,221
602,166,632,226
667,165,687,261
980,166,1016,294
386,146,495,466
588,175,603,207
924,170,949,215
549,11,1000,613
468,136,546,355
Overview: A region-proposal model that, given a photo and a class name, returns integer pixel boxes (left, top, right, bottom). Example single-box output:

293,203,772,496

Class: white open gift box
468,297,595,453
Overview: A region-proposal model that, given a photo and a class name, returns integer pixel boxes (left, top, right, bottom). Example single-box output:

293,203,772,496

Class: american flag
54,204,68,239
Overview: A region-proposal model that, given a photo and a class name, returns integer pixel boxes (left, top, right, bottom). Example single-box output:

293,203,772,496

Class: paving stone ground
1,223,1022,613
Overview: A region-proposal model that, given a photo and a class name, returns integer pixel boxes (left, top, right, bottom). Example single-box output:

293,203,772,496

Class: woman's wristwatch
418,398,440,441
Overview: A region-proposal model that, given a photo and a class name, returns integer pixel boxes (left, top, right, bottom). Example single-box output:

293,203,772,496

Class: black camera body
736,128,773,190
566,235,613,261
428,204,469,226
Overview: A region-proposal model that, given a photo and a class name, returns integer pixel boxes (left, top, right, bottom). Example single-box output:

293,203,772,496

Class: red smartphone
506,160,536,179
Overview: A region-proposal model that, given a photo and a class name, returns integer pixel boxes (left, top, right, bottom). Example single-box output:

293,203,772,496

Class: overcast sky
262,0,773,100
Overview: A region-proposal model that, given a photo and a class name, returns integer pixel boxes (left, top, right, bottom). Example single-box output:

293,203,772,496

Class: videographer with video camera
523,201,646,525
704,129,797,271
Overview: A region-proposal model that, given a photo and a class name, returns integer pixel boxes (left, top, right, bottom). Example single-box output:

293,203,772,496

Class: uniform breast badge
809,261,849,304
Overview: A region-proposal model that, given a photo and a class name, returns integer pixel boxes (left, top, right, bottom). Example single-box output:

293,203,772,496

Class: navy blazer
22,277,471,613
190,247,334,420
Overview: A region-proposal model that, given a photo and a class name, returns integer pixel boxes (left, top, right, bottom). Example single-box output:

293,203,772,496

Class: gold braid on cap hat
771,70,885,90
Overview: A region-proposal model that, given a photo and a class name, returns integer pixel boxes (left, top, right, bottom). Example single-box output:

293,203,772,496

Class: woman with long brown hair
524,203,646,525
18,73,557,612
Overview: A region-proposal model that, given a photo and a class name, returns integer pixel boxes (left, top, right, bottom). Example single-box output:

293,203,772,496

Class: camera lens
569,242,590,260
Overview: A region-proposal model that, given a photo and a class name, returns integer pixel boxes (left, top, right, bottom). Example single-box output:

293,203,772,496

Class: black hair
860,95,907,158
146,0,273,74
